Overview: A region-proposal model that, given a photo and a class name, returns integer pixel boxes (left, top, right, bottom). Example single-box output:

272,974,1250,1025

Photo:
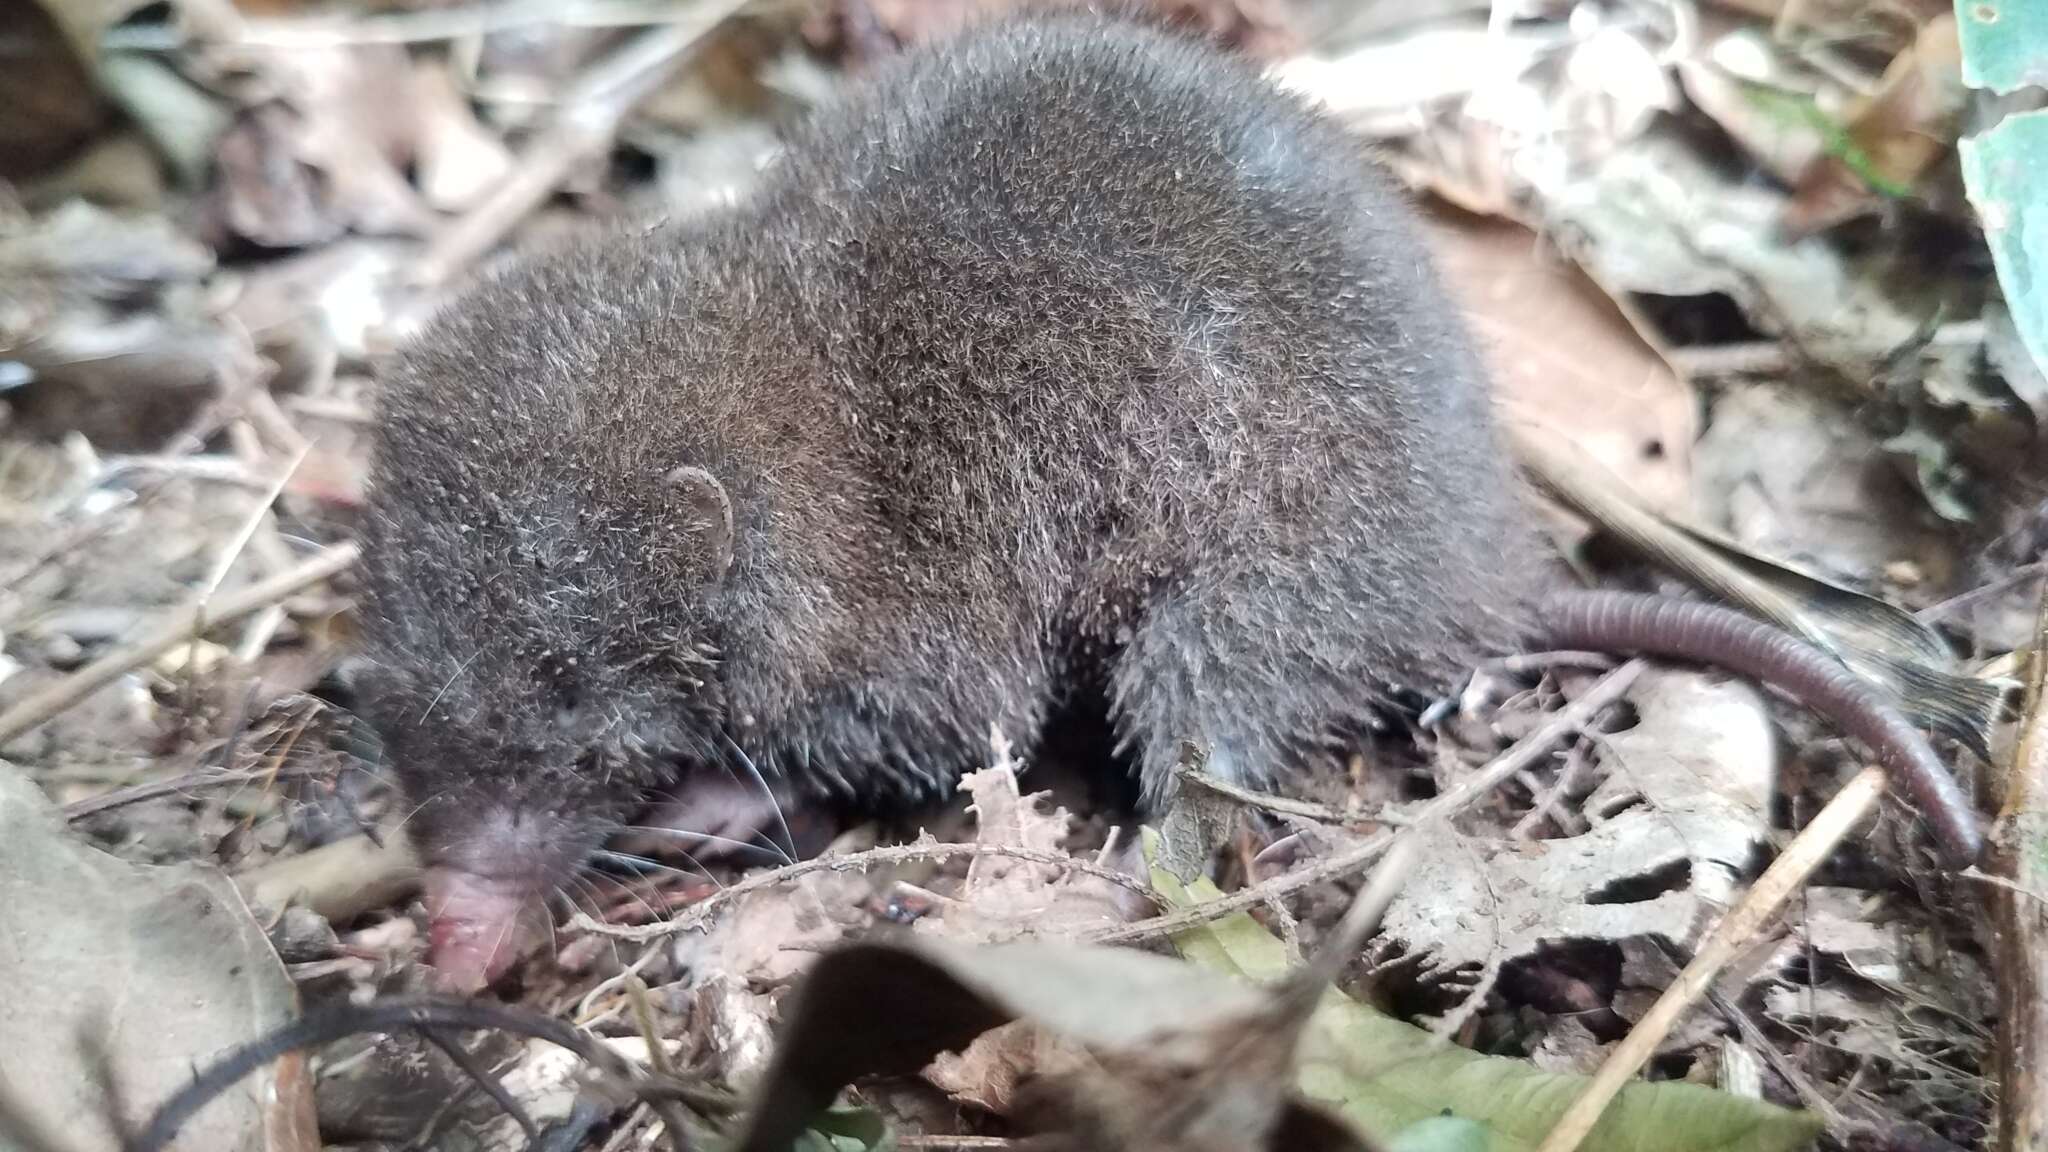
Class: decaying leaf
1692,384,1954,582
1157,872,1822,1152
729,935,1371,1152
0,763,312,1152
1374,669,1770,1032
1421,208,1694,517
1676,28,1830,188
204,43,435,248
1540,130,1933,384
0,200,227,450
807,0,1301,63
411,58,514,215
0,0,110,181
1782,15,1965,233
918,761,1129,942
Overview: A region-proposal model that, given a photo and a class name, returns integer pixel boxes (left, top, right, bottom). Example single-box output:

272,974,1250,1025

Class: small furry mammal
359,10,1974,990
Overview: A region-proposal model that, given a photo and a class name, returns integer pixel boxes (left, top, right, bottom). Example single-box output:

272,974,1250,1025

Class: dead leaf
1677,28,1830,187
1784,14,1966,233
1692,383,1952,584
1421,207,1695,516
675,863,873,986
0,1,109,181
806,0,1300,63
0,762,311,1152
729,937,1368,1152
1540,129,1930,383
1378,670,1772,1032
205,44,435,248
926,1018,1080,1114
1271,22,1557,142
915,757,1128,943
411,58,513,215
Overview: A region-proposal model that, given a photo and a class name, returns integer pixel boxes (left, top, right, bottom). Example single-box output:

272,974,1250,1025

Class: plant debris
2,1,2041,1150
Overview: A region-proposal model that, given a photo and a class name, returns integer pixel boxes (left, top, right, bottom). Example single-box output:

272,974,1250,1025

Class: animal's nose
421,866,542,992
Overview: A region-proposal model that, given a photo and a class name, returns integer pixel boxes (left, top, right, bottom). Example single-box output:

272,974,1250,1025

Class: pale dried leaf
1380,808,1720,981
926,1019,1084,1114
412,59,513,215
0,763,311,1152
675,865,872,985
919,764,1126,943
1539,130,1927,382
1421,210,1695,516
1692,383,1953,582
484,1035,681,1150
1381,670,1770,1005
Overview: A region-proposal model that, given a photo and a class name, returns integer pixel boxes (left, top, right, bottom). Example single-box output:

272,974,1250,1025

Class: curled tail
1540,590,1983,866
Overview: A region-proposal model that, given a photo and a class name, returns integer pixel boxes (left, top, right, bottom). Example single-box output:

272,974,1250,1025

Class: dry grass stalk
0,542,359,745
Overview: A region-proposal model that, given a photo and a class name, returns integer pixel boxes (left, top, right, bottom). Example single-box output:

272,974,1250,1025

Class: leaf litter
0,0,2040,1150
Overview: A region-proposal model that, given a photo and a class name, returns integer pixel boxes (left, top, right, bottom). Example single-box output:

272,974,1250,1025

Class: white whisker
722,733,798,864
617,825,788,866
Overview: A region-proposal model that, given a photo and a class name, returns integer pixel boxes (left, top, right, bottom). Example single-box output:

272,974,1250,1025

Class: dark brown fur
358,11,1539,893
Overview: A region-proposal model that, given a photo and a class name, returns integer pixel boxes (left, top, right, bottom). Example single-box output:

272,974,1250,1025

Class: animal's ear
665,465,734,579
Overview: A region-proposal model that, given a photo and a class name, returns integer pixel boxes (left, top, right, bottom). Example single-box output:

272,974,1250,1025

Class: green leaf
1959,109,2048,394
1956,0,2048,95
1151,872,1821,1152
1389,1116,1491,1152
1737,82,1911,198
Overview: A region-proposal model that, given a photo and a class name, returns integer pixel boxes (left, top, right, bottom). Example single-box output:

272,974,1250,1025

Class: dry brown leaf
676,863,874,986
0,1,109,181
917,761,1127,943
806,0,1300,63
1784,14,1966,233
411,58,514,215
0,764,312,1152
206,44,435,247
927,1018,1084,1113
1378,669,1773,1032
1420,207,1696,517
1692,383,1953,584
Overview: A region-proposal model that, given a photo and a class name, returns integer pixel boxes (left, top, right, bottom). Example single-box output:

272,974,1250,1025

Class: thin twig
1986,580,2048,1150
1914,560,2048,624
1511,738,1591,839
1083,661,1646,946
1176,766,1353,824
413,0,752,287
1534,765,1887,1152
182,443,312,699
63,762,335,822
0,543,359,746
568,839,1161,943
1302,830,1424,988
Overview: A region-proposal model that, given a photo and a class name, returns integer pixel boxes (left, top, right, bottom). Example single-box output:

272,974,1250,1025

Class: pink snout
421,867,544,992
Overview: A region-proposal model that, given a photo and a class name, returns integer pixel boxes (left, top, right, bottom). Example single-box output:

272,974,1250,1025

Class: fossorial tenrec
355,10,1981,990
